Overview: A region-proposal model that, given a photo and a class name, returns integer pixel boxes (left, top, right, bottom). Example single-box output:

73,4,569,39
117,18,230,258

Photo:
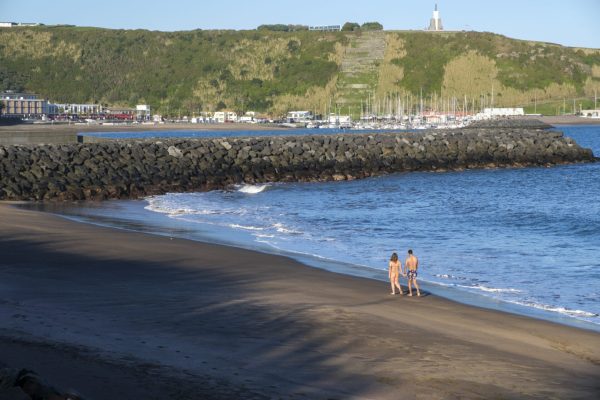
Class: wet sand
0,203,599,399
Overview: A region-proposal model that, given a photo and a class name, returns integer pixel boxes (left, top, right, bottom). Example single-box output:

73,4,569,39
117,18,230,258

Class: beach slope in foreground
0,204,599,399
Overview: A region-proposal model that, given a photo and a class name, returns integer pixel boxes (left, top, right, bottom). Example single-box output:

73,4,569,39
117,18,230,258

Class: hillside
1,26,599,117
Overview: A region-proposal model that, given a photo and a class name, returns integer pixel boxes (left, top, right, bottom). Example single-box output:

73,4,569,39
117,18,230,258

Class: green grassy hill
1,26,599,117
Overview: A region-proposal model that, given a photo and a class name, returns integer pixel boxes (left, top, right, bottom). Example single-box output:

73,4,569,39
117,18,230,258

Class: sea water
42,126,600,330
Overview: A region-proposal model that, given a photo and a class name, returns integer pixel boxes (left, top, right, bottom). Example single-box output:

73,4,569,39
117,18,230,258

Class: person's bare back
405,254,418,271
404,249,421,296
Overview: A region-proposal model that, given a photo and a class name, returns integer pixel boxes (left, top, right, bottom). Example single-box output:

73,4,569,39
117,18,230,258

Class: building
136,104,152,121
286,111,313,122
53,103,104,115
427,4,444,31
475,108,525,119
580,109,600,118
105,106,136,120
213,111,238,123
239,111,258,123
0,92,49,118
0,22,40,28
309,25,341,32
327,114,352,128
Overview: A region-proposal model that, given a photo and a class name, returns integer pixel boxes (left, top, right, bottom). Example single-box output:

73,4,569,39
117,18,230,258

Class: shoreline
1,203,599,399
45,200,600,333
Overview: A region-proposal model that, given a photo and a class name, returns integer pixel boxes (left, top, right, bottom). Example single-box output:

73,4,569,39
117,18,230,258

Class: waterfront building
286,111,313,122
239,111,258,123
476,108,525,119
309,25,341,32
427,4,443,31
0,92,49,118
327,114,352,128
580,109,600,118
53,103,104,115
105,106,136,120
213,111,238,123
136,104,152,121
47,103,59,116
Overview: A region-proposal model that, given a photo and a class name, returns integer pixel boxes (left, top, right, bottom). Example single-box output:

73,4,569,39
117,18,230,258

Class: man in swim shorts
405,249,421,297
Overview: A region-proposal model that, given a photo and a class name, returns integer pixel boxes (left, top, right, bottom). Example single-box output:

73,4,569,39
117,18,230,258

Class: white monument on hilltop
427,4,444,31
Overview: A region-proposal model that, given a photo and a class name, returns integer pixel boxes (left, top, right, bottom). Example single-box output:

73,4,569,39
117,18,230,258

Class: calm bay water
46,126,600,330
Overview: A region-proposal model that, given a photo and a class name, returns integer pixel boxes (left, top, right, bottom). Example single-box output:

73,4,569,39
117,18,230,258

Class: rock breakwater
0,129,595,201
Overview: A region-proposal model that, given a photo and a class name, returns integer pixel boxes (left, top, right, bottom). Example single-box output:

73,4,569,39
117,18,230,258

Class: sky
1,0,599,48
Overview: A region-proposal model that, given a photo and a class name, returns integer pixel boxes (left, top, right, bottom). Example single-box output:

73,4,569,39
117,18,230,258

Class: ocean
37,125,600,331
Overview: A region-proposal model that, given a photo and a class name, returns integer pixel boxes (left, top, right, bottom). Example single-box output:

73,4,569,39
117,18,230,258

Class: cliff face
0,128,594,201
1,27,599,117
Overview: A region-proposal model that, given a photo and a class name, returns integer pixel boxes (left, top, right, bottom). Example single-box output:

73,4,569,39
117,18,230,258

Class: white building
580,109,600,118
286,111,313,122
327,114,352,128
475,108,525,119
136,104,151,120
239,111,259,123
309,25,341,32
53,103,104,115
0,22,40,27
427,4,444,31
213,111,238,123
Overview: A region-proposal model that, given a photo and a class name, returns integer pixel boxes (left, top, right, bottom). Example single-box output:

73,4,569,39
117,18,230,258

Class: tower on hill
427,4,444,31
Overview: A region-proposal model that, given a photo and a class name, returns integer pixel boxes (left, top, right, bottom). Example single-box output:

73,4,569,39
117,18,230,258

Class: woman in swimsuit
388,252,403,295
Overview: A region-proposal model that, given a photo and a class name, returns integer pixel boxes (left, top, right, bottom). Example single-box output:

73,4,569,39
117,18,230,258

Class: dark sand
1,204,599,399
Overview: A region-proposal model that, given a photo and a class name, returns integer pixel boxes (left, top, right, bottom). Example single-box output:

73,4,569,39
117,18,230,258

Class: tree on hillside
361,22,383,31
288,24,309,32
257,24,290,32
257,24,309,32
342,22,361,32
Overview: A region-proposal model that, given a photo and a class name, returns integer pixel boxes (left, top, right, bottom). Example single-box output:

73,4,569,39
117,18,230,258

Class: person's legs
407,275,413,296
395,277,403,294
413,278,421,296
390,274,396,294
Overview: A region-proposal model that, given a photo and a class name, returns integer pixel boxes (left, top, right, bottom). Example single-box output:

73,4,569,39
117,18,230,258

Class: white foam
470,285,522,294
229,224,265,231
254,233,275,238
510,301,599,319
145,202,217,217
433,273,468,281
237,184,269,194
272,223,302,235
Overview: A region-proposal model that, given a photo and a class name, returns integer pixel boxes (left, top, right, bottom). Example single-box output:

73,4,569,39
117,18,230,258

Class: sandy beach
1,203,599,399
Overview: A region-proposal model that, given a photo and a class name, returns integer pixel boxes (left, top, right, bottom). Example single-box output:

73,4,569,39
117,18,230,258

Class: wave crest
237,184,269,194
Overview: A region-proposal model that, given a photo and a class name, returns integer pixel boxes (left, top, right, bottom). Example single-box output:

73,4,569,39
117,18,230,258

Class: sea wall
0,129,595,201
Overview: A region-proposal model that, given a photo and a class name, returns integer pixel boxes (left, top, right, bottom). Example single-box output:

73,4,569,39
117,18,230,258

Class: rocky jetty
0,128,595,201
